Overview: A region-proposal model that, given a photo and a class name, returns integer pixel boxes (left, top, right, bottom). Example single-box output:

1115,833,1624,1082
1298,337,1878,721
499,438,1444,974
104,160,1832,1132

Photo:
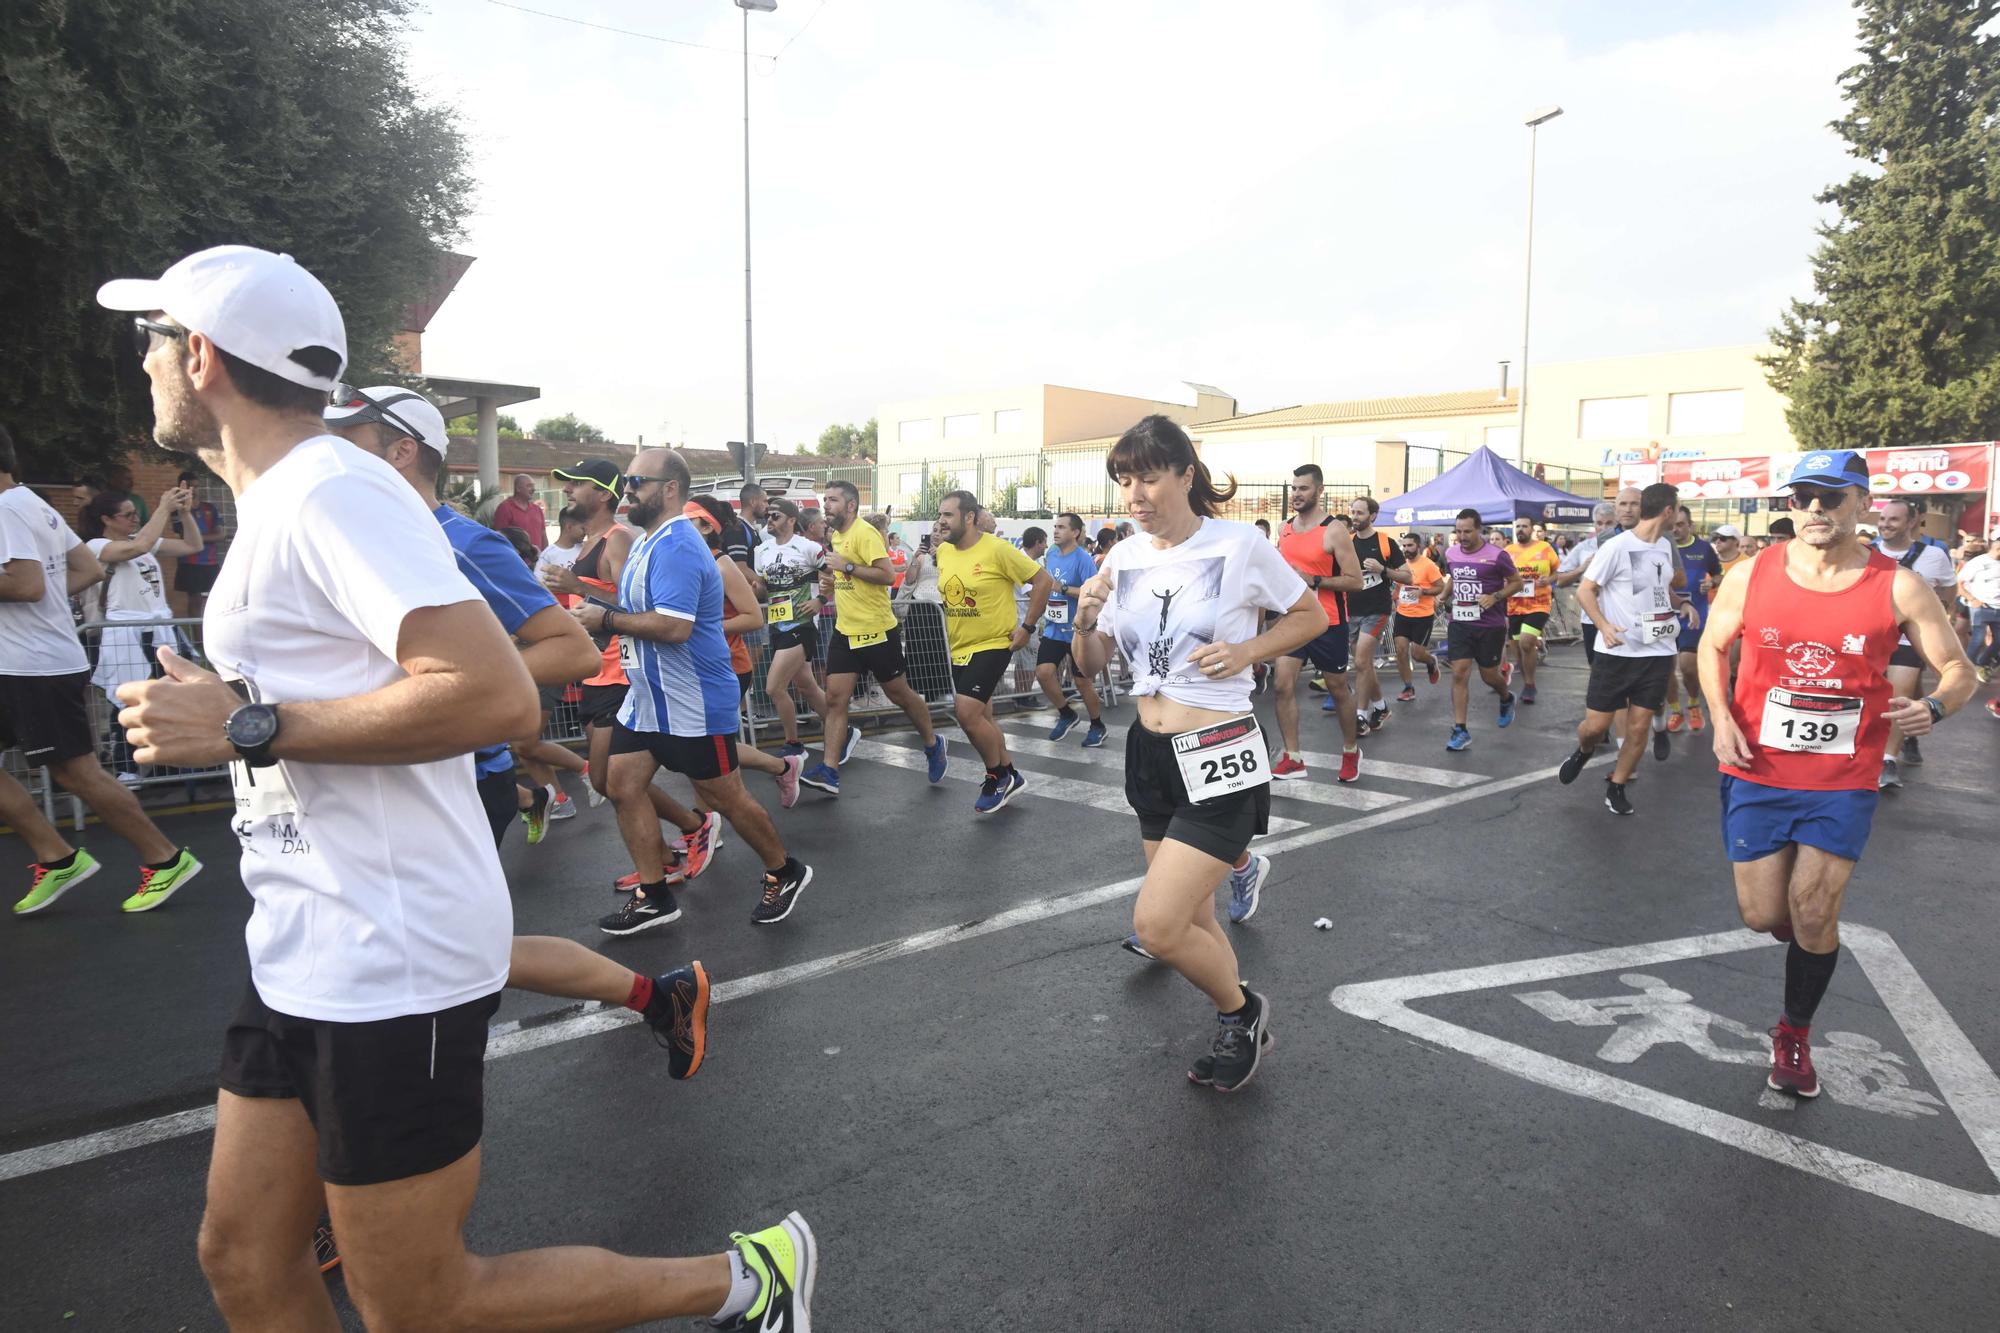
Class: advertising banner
1663,456,1770,499
1861,444,1990,496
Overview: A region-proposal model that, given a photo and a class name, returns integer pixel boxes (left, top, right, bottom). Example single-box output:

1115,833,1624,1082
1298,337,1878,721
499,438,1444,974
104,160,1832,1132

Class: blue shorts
1676,620,1703,654
1285,623,1350,674
1719,775,1878,865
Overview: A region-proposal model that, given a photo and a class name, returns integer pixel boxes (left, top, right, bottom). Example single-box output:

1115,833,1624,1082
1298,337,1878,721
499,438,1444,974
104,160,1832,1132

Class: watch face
230,705,279,748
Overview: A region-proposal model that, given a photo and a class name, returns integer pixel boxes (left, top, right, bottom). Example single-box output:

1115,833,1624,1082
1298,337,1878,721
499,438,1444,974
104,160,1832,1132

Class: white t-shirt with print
1094,518,1307,712
1959,553,2000,608
86,537,173,621
535,541,581,576
202,436,511,1023
1582,530,1680,659
0,484,89,676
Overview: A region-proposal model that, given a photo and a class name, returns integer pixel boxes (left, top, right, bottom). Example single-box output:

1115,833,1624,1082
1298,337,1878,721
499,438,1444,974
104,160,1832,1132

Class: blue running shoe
1445,725,1472,752
1497,692,1516,728
839,724,861,765
973,767,1025,815
924,735,948,783
1227,853,1271,925
779,741,807,758
1321,694,1337,712
1081,719,1107,748
1121,934,1156,960
1048,711,1080,742
799,763,840,795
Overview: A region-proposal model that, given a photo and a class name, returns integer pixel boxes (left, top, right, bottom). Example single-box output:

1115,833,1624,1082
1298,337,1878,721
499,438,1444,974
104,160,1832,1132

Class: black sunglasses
1788,484,1855,511
620,473,666,497
330,384,428,447
131,317,185,359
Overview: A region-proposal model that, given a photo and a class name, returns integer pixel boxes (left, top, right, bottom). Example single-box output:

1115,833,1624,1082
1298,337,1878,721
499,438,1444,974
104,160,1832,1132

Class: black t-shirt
1345,528,1407,616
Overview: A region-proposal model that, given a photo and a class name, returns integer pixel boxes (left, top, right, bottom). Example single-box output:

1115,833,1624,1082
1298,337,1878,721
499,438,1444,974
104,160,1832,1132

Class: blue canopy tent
1384,446,1598,527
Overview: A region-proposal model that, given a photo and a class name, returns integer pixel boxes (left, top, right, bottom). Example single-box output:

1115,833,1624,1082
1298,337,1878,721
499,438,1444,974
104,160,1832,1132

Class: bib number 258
1199,749,1258,784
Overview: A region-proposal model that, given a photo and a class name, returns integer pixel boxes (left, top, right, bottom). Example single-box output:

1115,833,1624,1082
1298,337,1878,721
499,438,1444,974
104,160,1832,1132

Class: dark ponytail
1105,414,1236,518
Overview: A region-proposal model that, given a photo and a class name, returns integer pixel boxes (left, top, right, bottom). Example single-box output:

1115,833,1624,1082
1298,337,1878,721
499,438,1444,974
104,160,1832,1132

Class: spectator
79,486,202,772
72,476,106,507
535,504,587,583
492,472,548,552
883,525,909,590
802,507,829,551
739,481,768,560
171,468,226,618
103,462,149,524
1254,518,1272,542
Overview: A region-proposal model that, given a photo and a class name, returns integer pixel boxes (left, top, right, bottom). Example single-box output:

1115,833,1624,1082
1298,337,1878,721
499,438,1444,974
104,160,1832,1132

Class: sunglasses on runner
620,472,666,497
130,316,185,359
1788,484,1856,511
329,384,429,445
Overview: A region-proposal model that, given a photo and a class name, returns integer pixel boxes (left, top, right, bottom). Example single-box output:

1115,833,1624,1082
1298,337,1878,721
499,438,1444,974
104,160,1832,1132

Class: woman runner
753,498,831,752
1073,416,1327,1092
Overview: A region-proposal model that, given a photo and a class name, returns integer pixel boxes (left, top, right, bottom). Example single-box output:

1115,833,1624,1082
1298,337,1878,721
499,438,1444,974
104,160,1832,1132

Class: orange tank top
1278,518,1344,625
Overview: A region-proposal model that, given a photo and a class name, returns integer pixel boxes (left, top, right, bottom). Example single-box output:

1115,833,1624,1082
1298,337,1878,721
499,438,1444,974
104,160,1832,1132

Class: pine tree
1764,0,2000,448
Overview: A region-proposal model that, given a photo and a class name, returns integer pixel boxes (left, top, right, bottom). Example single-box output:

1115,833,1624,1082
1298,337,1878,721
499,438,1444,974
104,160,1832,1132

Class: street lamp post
736,0,777,486
1516,104,1563,469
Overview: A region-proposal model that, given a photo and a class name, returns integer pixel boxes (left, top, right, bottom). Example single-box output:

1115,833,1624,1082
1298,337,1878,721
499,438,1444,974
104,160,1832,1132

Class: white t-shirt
754,533,823,627
1959,553,2000,607
1582,530,1680,659
202,436,511,1023
1094,518,1307,712
86,537,173,621
0,484,89,676
1875,539,1956,589
1557,530,1612,626
535,540,581,576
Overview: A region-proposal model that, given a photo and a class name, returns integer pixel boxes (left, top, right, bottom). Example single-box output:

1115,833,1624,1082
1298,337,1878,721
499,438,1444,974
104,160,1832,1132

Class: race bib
1759,689,1860,755
1171,715,1271,805
1044,600,1071,626
1360,570,1383,590
1452,602,1481,622
1518,579,1538,599
766,595,796,625
1397,584,1422,606
230,758,303,826
618,632,639,670
846,628,887,649
1637,613,1678,644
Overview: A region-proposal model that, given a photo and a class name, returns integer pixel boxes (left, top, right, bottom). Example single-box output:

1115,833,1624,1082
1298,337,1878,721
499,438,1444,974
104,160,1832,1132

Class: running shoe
1307,677,1327,693
12,848,101,916
1396,685,1418,703
925,735,948,783
1354,708,1370,735
1520,683,1537,705
1121,934,1156,960
1687,704,1705,732
973,768,1025,815
1337,749,1361,783
1426,657,1440,686
520,786,551,844
1445,725,1472,752
1048,710,1080,742
614,856,687,892
120,848,203,914
1496,692,1516,728
681,811,722,879
586,784,608,808
1189,1026,1273,1087
643,960,709,1080
1227,853,1271,924
838,724,861,765
1604,780,1635,816
1368,704,1390,731
1652,728,1670,761
1081,720,1107,748
1877,757,1902,789
776,753,803,809
800,762,840,795
1501,661,1514,687
314,1220,341,1274
1321,694,1338,713
1988,698,2000,721
779,740,808,759
1557,749,1590,785
1900,736,1923,766
1252,663,1268,696
751,862,813,925
1203,989,1272,1093
599,891,681,936
547,790,578,820
717,1212,816,1333
1767,1020,1819,1097
1667,711,1685,733
1271,753,1308,781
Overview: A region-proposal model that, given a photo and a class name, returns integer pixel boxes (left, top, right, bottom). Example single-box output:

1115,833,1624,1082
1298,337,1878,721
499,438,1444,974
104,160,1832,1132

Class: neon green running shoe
13,848,102,915
715,1211,816,1332
120,848,203,913
520,786,550,846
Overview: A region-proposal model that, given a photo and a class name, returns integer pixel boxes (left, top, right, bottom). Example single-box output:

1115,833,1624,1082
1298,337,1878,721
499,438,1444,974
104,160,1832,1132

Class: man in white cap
103,246,815,1332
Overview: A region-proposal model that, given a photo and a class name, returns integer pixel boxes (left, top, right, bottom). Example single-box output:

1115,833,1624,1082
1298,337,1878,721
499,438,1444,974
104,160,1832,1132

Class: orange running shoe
1688,704,1705,732
1666,712,1685,733
680,811,722,879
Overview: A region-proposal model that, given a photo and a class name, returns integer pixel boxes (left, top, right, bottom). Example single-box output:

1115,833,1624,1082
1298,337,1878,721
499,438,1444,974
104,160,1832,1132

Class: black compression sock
41,851,77,871
1783,941,1839,1027
636,881,668,901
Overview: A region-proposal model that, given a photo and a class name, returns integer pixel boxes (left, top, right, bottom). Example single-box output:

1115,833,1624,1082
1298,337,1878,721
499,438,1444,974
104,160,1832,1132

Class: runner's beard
153,356,223,465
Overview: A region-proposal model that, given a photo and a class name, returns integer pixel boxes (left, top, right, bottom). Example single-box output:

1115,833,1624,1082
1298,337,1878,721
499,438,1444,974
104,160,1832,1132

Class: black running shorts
1507,611,1550,637
1036,636,1077,668
770,621,819,657
577,682,628,729
1123,720,1269,865
1887,642,1923,670
1586,653,1673,714
1447,622,1506,669
609,724,739,780
1393,612,1434,645
218,981,502,1186
951,647,1012,702
0,671,96,767
825,627,908,684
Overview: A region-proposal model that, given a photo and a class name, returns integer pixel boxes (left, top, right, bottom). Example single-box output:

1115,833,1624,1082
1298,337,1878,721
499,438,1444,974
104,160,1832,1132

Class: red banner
1862,444,1990,496
1663,455,1770,499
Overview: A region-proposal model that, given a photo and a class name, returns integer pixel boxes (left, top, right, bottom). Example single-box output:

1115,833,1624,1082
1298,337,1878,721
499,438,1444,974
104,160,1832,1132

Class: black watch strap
1923,695,1945,723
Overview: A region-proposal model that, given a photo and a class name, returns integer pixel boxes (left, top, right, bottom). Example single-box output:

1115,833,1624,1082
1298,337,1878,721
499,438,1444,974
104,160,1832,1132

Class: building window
899,418,936,443
1577,396,1648,440
994,408,1024,434
1484,425,1520,452
899,471,923,498
1668,389,1744,436
943,413,980,439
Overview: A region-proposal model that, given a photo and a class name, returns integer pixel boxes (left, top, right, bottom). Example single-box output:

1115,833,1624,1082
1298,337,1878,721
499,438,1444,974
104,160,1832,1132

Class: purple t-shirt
1444,542,1516,629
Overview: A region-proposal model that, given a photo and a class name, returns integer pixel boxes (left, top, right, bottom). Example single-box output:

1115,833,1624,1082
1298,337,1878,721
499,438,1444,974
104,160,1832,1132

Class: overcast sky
403,0,1860,449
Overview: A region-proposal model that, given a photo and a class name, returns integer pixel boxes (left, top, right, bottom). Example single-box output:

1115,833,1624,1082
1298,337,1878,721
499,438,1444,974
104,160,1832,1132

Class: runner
1036,510,1107,745
799,478,947,796
573,450,814,930
1712,523,1749,583
1699,449,1974,1097
1269,465,1363,782
1660,505,1723,736
1870,498,1957,789
100,247,811,1330
1390,530,1443,702
1503,516,1559,705
1557,482,1686,813
1344,494,1411,734
1071,415,1322,1090
1442,508,1521,752
934,491,1052,812
751,497,830,755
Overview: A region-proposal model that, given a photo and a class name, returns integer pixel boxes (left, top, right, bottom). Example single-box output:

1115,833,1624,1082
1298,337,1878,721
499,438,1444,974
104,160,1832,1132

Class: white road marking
1330,925,2000,1239
997,718,1491,790
0,755,1595,1185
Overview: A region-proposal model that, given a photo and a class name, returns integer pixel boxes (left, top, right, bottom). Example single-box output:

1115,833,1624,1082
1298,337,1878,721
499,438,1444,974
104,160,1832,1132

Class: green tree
496,413,525,439
533,413,607,443
913,471,956,518
1763,0,2000,448
1,0,474,480
444,412,524,439
816,418,878,460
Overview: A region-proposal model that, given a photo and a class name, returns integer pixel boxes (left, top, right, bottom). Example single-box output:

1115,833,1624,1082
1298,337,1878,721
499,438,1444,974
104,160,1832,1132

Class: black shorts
1447,622,1506,669
0,671,96,767
736,670,753,701
218,980,501,1187
476,761,518,848
609,723,738,780
577,682,628,729
1351,611,1394,641
1888,642,1923,670
1123,720,1269,864
1586,653,1674,714
172,561,220,594
1393,612,1434,644
1508,611,1550,637
770,620,819,657
1036,636,1078,668
826,627,907,684
1285,623,1350,673
1582,622,1599,665
952,648,1012,702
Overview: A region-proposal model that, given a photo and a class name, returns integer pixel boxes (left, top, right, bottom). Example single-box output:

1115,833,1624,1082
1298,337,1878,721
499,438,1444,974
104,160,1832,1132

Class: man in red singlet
1270,464,1364,783
1699,450,1974,1098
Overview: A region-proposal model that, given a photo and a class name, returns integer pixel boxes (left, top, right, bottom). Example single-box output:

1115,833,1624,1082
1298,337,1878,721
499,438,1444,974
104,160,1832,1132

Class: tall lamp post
1515,104,1563,469
736,0,777,486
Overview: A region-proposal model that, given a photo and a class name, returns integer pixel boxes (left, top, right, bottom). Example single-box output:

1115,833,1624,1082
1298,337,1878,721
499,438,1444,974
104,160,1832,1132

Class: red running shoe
1768,1020,1819,1097
680,810,722,879
1986,698,2000,721
1337,749,1361,784
1666,712,1685,733
1426,657,1440,686
614,854,688,892
1501,661,1514,686
1271,753,1307,781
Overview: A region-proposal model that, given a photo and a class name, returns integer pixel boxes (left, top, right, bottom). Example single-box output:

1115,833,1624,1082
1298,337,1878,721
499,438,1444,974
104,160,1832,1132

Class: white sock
711,1249,758,1326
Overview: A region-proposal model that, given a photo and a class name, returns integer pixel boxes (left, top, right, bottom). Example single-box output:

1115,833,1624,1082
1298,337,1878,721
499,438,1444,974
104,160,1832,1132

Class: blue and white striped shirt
615,515,740,738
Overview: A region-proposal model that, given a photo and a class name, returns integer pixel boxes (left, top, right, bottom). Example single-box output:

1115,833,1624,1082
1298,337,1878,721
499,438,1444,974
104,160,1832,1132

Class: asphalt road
3,654,1996,1331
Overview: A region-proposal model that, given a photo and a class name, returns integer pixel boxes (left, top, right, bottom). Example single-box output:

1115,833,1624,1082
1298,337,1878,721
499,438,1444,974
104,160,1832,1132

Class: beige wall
1191,409,1520,492
1522,344,1796,472
876,383,1220,470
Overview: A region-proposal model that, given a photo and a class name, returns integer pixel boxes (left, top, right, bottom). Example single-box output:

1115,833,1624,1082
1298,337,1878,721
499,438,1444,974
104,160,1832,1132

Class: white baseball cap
324,385,450,458
97,245,347,392
1712,523,1742,539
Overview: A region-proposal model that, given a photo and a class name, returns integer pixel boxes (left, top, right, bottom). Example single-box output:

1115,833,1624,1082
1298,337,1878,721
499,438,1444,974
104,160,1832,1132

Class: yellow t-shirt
1717,553,1751,584
1505,541,1558,614
829,519,897,639
936,534,1044,664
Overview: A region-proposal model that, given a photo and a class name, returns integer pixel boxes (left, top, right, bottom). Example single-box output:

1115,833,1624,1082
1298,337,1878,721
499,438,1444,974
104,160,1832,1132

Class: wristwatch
842,560,856,576
1922,695,1945,724
225,701,282,768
